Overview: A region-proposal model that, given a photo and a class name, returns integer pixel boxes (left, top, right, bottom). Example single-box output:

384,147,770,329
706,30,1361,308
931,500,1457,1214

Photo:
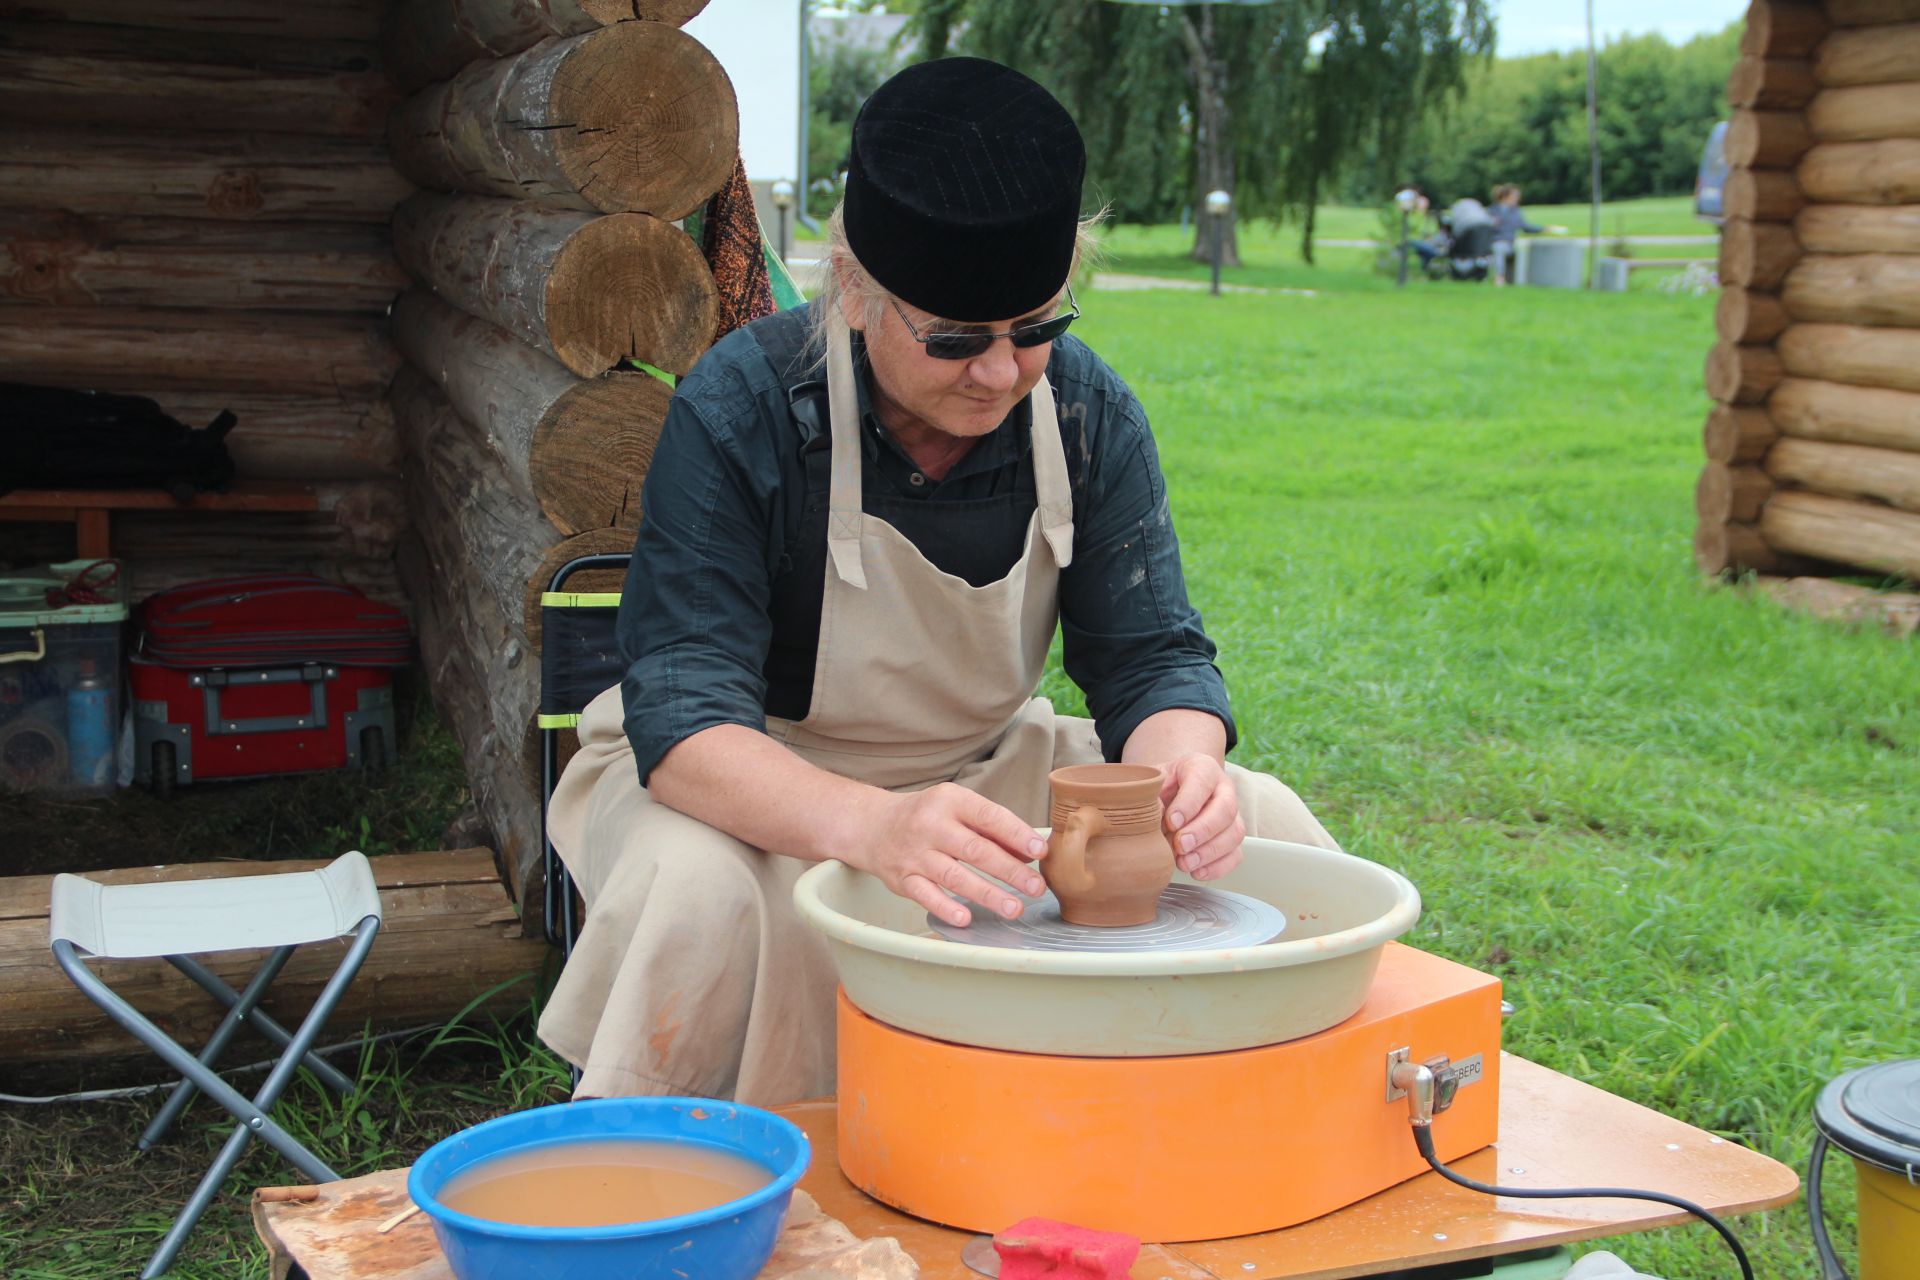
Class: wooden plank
0,849,544,1071
785,1057,1799,1279
0,848,503,922
0,480,320,514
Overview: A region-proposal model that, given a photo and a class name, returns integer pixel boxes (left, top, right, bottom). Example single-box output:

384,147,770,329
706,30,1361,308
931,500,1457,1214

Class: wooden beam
1794,203,1920,255
1738,0,1827,57
1814,22,1920,87
1770,377,1920,452
1761,488,1920,577
1726,55,1816,110
0,306,398,398
1778,322,1920,393
0,43,397,137
1767,437,1920,514
0,129,410,223
380,0,711,93
0,0,388,42
391,194,716,377
0,213,404,312
0,849,545,1076
386,22,737,220
1783,253,1920,327
1809,84,1920,143
1799,139,1920,204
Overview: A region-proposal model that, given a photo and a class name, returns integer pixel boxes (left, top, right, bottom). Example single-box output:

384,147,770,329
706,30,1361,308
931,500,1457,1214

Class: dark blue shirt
619,303,1234,785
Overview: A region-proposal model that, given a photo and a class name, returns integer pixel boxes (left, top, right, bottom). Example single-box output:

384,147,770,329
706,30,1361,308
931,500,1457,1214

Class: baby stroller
1425,198,1497,282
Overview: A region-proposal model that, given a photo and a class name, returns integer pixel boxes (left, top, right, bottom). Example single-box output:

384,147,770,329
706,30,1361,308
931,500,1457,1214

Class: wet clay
436,1138,771,1227
1043,763,1178,926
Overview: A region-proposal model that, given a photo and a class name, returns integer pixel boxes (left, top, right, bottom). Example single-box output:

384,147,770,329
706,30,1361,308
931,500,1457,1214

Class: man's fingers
1175,791,1241,874
1186,814,1247,881
953,830,1046,897
901,872,973,927
932,855,1026,919
954,788,1048,863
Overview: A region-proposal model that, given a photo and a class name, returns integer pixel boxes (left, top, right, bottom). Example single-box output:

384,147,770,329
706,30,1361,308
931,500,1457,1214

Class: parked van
1695,120,1729,227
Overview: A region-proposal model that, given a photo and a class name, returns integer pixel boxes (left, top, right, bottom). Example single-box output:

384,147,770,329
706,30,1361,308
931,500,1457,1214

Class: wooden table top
254,1054,1799,1280
786,1054,1799,1280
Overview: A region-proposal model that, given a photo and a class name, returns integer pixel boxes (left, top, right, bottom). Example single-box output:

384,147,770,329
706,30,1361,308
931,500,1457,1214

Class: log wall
384,0,733,926
0,4,408,597
3,0,739,935
1697,0,1920,584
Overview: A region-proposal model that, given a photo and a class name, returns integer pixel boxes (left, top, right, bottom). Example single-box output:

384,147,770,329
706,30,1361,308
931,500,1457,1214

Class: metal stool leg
137,918,378,1279
166,953,357,1093
139,946,298,1149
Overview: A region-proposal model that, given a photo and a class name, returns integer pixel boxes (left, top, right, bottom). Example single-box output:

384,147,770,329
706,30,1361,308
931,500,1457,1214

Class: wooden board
253,1171,915,1280
251,1059,1799,1280
798,1056,1798,1280
0,849,547,1074
0,480,319,514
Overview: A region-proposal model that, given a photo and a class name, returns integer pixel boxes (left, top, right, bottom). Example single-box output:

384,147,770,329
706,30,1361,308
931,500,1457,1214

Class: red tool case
130,575,410,795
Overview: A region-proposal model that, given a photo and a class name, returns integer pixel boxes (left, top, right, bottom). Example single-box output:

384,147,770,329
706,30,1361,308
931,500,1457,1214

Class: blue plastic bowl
408,1097,811,1280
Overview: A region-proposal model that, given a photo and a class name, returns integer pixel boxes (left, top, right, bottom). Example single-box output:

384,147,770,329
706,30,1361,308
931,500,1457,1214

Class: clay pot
1043,763,1178,927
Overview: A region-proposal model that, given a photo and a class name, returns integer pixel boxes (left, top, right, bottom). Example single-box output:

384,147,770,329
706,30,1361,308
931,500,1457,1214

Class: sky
1494,0,1747,56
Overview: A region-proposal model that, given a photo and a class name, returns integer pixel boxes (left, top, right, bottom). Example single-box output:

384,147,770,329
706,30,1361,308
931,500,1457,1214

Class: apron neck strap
823,313,1076,587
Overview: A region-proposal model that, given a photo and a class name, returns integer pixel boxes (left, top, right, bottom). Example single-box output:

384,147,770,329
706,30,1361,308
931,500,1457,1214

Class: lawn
6,233,1913,1279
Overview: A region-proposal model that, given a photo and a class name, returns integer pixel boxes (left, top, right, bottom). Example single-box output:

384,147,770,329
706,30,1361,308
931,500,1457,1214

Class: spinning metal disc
929,883,1285,952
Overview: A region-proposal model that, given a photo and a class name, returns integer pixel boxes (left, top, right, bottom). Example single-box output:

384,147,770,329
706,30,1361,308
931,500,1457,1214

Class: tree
911,0,1494,264
1402,24,1739,207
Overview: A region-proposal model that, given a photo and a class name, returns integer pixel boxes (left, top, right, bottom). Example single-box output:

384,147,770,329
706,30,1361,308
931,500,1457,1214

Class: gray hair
804,201,1108,363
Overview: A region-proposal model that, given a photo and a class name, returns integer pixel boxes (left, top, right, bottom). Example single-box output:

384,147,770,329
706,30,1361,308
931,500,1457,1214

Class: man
537,57,1338,1105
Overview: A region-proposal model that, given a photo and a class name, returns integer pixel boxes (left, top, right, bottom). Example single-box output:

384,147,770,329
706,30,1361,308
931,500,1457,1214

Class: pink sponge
992,1217,1141,1280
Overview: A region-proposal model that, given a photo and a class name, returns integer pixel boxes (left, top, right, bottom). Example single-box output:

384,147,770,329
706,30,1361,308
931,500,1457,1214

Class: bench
1597,256,1706,292
0,480,320,559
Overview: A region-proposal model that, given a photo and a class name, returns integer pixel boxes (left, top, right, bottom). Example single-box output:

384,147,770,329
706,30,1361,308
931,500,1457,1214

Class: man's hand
841,784,1048,927
1158,753,1246,881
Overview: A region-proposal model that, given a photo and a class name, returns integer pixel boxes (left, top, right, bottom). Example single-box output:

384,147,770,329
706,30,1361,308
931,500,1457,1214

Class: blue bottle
66,658,115,790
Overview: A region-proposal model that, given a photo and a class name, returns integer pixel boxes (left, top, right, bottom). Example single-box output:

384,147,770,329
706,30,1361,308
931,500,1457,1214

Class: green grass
9,230,1912,1279
1029,254,1915,1277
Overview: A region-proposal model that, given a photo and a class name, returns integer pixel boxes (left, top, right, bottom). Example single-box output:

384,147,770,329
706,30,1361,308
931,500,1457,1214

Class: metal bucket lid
1814,1058,1920,1176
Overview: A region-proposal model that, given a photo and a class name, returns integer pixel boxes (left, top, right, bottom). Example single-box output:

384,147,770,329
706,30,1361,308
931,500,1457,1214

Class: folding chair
49,852,382,1278
537,552,632,959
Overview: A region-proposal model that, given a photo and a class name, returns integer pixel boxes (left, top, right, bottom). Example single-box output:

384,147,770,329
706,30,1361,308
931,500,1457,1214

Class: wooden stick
377,1202,422,1234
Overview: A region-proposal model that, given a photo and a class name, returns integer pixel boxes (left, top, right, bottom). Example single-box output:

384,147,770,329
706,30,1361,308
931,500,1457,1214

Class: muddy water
437,1138,771,1227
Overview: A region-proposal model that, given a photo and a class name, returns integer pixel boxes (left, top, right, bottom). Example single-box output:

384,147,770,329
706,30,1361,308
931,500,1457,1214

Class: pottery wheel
929,883,1285,952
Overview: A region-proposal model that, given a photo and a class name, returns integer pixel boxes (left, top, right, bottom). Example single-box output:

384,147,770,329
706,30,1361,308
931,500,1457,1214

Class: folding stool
49,851,383,1278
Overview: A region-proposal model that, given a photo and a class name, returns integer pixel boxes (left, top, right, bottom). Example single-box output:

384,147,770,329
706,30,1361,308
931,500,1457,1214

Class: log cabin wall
0,0,412,600
1697,0,1920,581
380,0,727,924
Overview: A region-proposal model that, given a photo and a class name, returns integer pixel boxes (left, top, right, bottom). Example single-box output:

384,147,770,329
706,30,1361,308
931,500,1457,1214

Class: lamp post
1204,188,1231,296
770,179,796,262
1394,187,1421,287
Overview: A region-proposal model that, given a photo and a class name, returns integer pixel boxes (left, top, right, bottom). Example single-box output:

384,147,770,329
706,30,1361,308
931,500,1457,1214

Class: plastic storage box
0,560,127,795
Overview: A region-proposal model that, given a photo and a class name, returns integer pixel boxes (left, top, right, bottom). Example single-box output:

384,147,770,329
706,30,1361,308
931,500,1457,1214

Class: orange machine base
837,942,1503,1243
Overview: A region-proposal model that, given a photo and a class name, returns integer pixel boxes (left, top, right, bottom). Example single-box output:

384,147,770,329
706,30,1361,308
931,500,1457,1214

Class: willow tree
913,0,1494,265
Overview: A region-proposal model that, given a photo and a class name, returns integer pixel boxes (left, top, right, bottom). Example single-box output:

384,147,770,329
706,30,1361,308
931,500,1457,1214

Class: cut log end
547,214,718,377
1705,340,1786,404
1739,1,1829,57
1717,287,1790,345
549,24,740,219
1704,404,1781,464
531,373,672,533
1694,519,1786,576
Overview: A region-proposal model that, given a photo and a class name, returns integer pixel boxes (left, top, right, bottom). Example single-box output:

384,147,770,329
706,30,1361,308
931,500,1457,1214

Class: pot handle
1046,804,1106,894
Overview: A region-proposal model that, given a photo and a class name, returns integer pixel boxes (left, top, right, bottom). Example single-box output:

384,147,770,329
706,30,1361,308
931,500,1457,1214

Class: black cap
844,57,1085,322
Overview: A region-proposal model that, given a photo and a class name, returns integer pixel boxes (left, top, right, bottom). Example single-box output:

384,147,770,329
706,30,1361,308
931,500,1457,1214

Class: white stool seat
50,852,382,959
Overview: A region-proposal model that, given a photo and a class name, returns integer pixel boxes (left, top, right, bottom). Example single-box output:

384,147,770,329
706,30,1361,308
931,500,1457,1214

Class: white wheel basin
793,837,1420,1056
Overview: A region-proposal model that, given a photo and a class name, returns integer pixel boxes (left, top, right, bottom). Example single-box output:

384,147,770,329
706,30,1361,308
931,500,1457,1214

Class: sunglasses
890,286,1080,360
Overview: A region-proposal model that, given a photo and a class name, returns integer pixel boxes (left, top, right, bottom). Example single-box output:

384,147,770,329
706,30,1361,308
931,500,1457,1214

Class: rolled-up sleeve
618,389,777,785
1056,389,1236,760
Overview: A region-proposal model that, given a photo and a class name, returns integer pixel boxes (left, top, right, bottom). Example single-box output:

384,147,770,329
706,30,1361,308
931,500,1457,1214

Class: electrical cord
1409,1123,1755,1280
1390,1060,1753,1280
1805,1132,1849,1280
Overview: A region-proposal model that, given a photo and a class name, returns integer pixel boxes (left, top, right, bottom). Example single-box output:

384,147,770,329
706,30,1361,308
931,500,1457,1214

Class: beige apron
537,318,1338,1104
